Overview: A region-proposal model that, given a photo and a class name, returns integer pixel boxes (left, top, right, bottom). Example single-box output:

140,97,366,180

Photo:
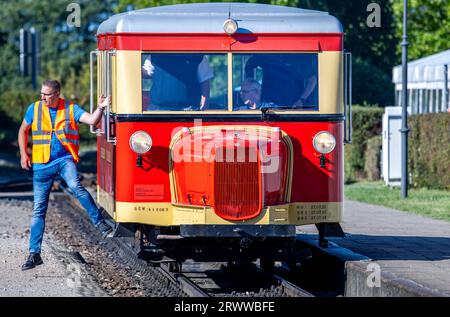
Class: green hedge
345,105,384,183
364,135,382,181
345,108,450,190
409,113,450,190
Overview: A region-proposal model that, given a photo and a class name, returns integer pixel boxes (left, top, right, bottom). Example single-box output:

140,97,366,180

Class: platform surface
298,200,450,296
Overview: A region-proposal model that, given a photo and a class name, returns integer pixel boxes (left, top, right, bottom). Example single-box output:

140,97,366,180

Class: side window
233,54,319,111
141,53,227,111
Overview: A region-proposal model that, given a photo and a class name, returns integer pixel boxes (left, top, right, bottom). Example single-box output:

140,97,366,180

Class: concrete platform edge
296,234,449,297
344,261,449,297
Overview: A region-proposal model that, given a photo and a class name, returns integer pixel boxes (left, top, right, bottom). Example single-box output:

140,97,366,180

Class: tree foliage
393,0,450,60
0,0,117,147
115,0,301,12
0,0,117,96
325,0,398,76
302,0,398,105
352,57,394,106
1,0,448,119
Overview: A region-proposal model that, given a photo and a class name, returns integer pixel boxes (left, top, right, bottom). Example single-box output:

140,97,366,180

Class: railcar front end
93,3,351,265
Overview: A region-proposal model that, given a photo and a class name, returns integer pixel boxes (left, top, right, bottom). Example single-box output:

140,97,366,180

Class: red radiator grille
212,147,262,220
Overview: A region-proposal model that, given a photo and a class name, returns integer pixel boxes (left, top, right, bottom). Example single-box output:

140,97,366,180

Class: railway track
157,259,314,297
57,180,314,297
0,177,314,297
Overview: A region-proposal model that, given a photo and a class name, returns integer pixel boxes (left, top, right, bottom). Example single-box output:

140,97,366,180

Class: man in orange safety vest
18,79,113,271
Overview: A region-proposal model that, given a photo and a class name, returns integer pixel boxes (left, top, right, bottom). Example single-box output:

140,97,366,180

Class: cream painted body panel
108,197,342,227
116,51,142,114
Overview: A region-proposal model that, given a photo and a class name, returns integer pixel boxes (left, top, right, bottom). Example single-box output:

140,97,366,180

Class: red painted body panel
107,121,343,204
97,118,115,197
170,128,289,220
282,122,343,202
97,33,342,51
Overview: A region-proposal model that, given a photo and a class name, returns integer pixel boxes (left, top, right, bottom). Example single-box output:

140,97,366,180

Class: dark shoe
97,221,113,238
21,253,43,271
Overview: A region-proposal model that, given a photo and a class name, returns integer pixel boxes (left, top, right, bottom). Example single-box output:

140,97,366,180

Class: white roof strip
97,3,342,35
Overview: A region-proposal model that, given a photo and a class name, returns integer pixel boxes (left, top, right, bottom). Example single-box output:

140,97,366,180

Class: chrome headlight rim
313,131,336,154
129,130,152,154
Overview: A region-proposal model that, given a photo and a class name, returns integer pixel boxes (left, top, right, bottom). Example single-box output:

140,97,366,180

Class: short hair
242,78,261,92
42,80,61,92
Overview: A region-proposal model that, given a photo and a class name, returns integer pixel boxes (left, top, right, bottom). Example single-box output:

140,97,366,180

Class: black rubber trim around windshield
115,113,344,123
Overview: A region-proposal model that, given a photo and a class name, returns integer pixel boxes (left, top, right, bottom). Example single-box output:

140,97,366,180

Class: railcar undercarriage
132,224,311,271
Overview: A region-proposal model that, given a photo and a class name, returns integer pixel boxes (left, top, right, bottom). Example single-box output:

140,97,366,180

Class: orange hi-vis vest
31,98,80,164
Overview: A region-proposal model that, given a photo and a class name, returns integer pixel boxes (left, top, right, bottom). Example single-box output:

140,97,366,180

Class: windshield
141,52,318,112
233,53,318,111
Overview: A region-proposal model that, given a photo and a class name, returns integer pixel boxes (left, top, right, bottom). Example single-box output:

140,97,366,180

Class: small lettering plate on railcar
290,202,341,224
133,184,164,200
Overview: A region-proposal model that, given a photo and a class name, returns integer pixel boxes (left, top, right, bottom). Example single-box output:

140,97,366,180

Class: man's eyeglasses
40,91,57,96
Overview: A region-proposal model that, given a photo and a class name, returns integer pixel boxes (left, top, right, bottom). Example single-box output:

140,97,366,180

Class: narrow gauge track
0,177,313,297
56,179,314,297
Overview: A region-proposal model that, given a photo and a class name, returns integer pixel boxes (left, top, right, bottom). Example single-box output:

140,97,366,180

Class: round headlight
129,131,152,154
313,131,336,154
223,18,238,35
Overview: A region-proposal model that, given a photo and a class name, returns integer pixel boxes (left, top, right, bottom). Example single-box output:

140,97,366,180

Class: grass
344,181,450,222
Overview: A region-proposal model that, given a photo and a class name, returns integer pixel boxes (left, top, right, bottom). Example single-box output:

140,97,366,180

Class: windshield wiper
260,105,315,121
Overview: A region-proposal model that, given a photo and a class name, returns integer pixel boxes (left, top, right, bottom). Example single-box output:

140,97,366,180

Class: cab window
232,53,319,111
141,53,228,111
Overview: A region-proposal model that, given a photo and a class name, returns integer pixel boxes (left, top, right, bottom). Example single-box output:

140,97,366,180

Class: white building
392,49,450,114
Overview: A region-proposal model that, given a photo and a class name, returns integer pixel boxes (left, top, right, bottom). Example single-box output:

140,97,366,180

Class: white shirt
142,55,213,108
142,55,214,83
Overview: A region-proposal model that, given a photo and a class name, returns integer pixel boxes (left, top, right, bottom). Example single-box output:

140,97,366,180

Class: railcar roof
97,3,343,35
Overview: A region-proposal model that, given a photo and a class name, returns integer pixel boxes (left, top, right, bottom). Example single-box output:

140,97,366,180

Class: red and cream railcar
92,3,351,264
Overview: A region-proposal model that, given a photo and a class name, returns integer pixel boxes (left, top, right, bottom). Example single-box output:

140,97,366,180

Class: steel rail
56,179,314,298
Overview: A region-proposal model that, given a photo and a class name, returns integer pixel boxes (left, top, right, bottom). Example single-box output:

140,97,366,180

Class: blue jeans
29,158,104,253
